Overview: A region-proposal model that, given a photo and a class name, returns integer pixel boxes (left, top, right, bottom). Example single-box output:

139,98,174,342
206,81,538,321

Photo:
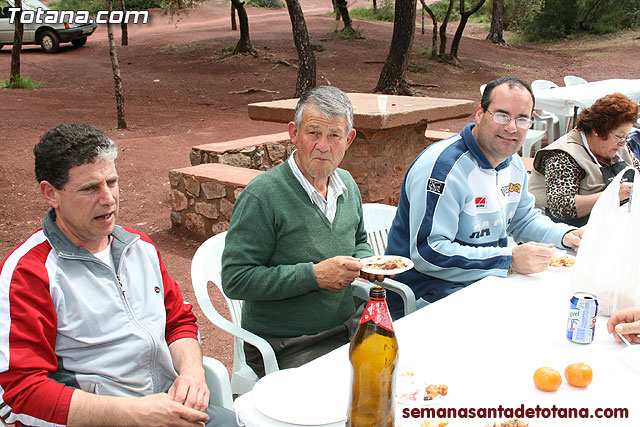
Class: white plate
361,255,414,275
395,372,451,407
548,253,576,271
252,368,349,425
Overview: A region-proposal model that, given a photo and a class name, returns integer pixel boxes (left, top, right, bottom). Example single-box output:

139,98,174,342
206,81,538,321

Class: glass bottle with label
347,286,399,427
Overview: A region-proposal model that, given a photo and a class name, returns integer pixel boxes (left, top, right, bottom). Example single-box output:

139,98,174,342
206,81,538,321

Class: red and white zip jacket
0,210,199,426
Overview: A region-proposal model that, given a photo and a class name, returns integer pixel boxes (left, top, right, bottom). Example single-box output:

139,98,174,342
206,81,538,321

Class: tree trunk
231,0,255,54
284,0,316,97
486,0,506,45
9,0,23,85
107,0,127,129
420,0,438,58
231,2,237,30
119,0,128,46
580,0,603,28
449,0,487,60
332,0,340,20
438,0,454,57
374,0,417,95
334,0,352,29
177,0,183,8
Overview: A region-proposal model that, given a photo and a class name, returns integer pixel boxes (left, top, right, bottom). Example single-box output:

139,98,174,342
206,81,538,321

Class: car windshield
8,0,51,11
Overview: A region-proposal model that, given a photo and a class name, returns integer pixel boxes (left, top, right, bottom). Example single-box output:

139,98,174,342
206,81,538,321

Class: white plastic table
534,78,640,132
233,270,639,426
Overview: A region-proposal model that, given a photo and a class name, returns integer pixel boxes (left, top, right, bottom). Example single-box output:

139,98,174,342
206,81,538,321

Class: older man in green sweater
221,86,383,377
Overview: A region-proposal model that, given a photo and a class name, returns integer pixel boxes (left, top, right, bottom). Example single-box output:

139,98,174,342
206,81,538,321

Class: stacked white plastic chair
563,75,587,86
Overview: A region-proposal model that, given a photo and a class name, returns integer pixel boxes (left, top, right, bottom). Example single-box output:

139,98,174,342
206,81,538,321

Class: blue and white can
567,292,598,344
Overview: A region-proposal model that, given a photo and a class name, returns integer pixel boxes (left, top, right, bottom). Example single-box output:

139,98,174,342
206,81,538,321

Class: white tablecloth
533,79,640,117
233,271,639,426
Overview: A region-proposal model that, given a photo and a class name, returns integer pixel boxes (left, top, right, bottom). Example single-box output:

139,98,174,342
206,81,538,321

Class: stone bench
425,129,456,143
190,132,294,170
169,163,263,237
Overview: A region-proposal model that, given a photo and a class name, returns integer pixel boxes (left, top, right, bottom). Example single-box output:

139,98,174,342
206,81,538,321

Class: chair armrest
203,356,234,410
376,277,417,316
195,293,279,376
351,278,417,317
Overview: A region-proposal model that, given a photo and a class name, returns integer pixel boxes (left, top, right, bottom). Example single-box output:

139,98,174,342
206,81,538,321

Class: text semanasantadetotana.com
402,404,629,420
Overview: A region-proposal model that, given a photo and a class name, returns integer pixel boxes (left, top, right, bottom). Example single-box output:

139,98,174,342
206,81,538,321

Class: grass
1,75,46,89
160,42,196,54
350,7,394,23
407,61,428,73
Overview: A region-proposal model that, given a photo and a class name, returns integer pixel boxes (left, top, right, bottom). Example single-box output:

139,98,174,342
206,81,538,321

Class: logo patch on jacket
475,197,486,208
501,183,521,196
427,178,446,195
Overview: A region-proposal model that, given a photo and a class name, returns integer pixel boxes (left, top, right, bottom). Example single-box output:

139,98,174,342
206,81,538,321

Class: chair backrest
362,203,398,256
564,75,587,86
192,231,279,395
191,232,252,390
531,79,559,91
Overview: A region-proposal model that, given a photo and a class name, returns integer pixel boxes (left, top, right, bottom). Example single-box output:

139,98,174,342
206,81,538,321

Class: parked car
0,0,96,53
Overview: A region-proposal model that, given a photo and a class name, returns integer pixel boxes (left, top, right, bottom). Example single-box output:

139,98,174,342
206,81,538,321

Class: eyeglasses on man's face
486,110,533,130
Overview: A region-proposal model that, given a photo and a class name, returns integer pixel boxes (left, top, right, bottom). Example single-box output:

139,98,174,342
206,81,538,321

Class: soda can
566,292,598,344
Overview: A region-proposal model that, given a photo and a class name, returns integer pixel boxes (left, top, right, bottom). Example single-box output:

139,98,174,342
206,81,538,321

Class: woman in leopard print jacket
529,93,639,227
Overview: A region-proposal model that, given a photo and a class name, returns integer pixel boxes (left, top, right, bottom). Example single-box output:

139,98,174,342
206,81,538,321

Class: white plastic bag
570,167,640,316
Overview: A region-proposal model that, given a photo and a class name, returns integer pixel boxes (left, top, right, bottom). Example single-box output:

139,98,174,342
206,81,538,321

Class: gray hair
293,86,354,133
34,123,118,189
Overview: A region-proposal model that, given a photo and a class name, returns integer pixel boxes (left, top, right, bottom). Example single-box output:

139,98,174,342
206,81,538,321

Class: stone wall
169,164,263,238
190,132,294,171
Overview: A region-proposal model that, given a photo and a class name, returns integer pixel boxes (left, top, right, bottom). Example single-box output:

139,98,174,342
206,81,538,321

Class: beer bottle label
359,299,394,332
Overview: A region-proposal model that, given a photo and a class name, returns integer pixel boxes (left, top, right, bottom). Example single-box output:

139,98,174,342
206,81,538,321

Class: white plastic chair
191,228,415,395
361,203,417,316
564,75,587,86
522,129,546,157
531,79,566,140
191,231,279,396
203,356,234,409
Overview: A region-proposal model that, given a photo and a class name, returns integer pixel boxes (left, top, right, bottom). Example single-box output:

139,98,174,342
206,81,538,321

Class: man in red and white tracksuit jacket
0,123,237,427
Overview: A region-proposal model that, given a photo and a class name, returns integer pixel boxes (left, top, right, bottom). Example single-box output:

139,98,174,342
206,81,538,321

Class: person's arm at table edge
222,191,317,301
510,170,572,249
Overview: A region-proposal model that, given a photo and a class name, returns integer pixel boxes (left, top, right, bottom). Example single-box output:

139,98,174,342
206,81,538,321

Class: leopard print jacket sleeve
542,151,585,220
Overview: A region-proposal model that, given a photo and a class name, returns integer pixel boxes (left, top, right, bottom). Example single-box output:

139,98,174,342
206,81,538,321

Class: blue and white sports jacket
386,123,571,304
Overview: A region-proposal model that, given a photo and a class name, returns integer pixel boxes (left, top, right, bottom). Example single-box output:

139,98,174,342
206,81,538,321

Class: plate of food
361,255,414,275
548,253,576,271
395,371,450,406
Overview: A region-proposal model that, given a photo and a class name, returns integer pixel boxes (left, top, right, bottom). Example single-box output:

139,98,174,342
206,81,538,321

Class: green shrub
350,6,393,23
245,0,284,9
2,76,46,89
426,0,461,21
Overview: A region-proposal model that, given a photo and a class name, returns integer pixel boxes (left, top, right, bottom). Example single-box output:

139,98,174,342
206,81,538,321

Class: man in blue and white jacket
386,77,584,318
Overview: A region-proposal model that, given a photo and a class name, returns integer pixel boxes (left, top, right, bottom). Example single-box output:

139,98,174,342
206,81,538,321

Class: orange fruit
565,363,593,387
533,367,562,391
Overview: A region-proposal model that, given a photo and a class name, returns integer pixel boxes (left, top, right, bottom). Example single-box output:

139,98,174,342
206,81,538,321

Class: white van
0,0,96,52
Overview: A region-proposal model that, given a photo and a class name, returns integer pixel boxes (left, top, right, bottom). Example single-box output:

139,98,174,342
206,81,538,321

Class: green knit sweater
221,161,373,338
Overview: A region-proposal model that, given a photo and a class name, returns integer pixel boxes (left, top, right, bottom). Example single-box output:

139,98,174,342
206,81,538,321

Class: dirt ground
1,0,639,373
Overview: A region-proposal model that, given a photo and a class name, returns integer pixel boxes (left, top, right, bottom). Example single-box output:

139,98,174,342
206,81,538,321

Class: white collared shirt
288,151,348,222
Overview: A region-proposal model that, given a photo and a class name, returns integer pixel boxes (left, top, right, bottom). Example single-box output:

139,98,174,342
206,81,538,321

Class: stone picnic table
248,93,475,205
